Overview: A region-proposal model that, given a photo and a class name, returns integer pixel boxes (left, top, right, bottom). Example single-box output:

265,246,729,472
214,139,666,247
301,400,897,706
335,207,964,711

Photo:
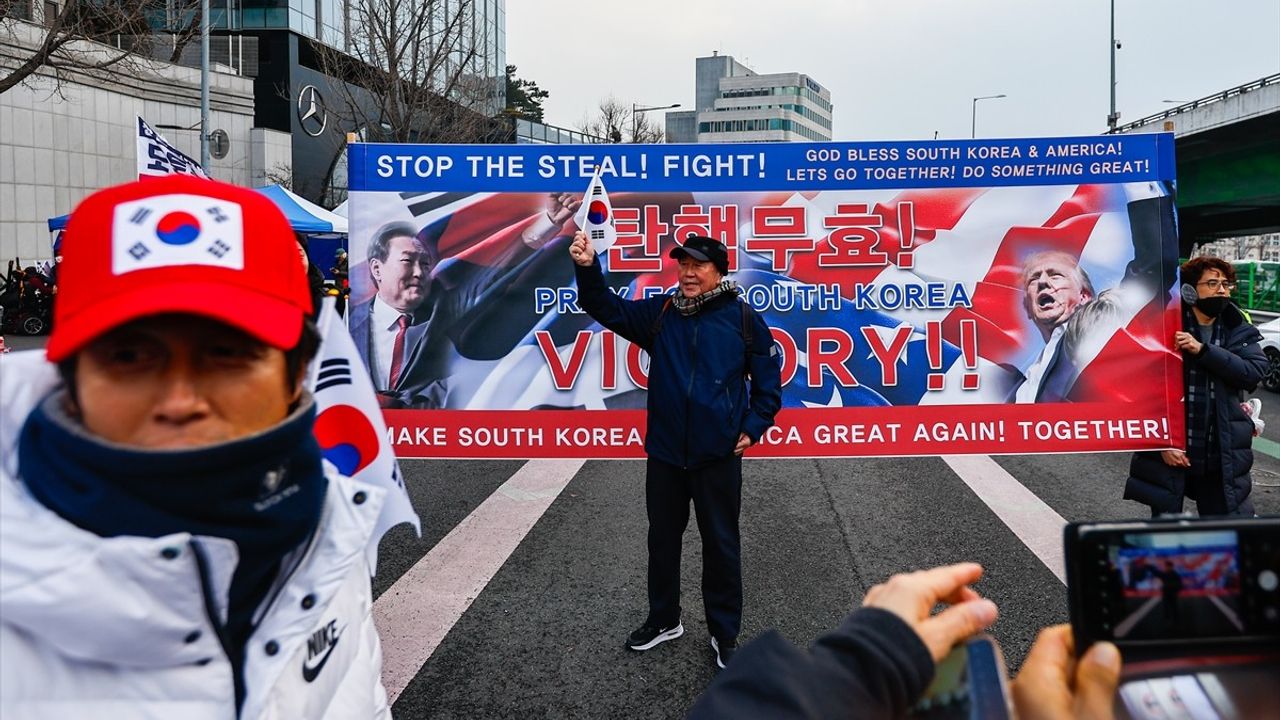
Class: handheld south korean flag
111,194,245,275
309,297,421,574
573,168,617,253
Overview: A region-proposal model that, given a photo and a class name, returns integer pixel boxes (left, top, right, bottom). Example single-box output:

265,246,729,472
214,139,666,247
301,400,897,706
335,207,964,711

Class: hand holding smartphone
1064,516,1280,720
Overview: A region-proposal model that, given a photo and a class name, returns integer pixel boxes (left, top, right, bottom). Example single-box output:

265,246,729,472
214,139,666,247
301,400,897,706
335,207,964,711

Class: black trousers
645,455,743,642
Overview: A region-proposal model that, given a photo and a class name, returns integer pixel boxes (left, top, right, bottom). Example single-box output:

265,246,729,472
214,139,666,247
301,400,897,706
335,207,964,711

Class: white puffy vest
0,351,393,719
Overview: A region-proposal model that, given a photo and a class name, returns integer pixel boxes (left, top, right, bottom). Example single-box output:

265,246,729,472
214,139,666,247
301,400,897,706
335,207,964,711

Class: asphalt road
378,443,1280,718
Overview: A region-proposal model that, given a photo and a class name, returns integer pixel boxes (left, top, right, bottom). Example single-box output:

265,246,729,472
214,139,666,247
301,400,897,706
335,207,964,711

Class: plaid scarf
1185,319,1223,464
673,280,739,316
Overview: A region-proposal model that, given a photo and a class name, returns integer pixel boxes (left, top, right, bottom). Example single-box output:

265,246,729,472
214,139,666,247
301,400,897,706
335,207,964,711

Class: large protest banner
346,135,1182,459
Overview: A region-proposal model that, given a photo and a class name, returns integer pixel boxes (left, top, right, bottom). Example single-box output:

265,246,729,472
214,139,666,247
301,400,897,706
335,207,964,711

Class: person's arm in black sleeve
740,308,782,444
1194,322,1266,392
688,608,933,720
573,254,665,349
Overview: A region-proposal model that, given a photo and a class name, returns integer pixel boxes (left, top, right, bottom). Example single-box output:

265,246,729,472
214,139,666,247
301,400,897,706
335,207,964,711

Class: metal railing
1233,261,1280,313
1110,73,1280,134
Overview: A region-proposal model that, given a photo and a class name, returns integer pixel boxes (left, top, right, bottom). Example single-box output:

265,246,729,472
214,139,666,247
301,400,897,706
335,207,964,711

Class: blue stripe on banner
347,135,1176,194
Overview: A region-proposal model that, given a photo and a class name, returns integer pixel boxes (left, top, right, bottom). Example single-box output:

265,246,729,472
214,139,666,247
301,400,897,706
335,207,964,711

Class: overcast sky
507,0,1280,141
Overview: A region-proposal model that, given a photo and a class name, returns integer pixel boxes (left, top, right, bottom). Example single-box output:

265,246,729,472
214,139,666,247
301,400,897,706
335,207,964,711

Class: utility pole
200,0,210,169
1108,0,1119,132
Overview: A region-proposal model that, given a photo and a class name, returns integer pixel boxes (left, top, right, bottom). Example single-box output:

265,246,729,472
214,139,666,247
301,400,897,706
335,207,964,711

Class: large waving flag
309,298,420,572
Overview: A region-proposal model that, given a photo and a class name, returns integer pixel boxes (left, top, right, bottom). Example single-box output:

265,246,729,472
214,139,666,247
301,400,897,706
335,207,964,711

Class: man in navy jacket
570,231,783,669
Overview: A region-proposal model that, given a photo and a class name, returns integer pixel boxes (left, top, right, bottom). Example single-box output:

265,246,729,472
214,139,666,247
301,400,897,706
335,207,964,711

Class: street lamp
632,102,680,142
971,94,1006,138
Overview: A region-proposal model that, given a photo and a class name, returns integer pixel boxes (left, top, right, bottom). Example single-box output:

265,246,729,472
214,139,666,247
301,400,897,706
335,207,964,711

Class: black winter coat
574,258,783,469
1125,302,1265,515
687,608,934,719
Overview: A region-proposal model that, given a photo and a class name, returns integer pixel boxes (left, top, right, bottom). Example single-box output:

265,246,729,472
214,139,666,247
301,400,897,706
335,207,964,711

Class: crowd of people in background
0,255,57,338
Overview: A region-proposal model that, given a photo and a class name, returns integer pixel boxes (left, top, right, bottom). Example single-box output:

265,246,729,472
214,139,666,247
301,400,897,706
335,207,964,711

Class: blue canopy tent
46,185,347,268
47,184,347,234
254,184,348,235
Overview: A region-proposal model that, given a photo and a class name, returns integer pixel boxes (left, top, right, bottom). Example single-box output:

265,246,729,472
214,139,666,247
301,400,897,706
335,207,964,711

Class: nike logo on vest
302,619,343,683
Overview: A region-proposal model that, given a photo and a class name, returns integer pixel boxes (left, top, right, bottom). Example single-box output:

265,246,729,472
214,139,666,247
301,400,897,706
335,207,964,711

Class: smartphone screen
1067,518,1280,652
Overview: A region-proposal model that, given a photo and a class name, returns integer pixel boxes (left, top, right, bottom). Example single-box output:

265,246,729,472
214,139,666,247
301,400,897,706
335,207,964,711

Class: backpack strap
652,296,757,379
650,296,674,340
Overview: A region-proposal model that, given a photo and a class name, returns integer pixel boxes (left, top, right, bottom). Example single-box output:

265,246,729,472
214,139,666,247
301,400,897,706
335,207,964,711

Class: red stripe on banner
383,403,1177,459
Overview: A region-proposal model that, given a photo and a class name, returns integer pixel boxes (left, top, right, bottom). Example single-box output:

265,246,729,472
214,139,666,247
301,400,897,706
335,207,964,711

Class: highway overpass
1116,74,1280,254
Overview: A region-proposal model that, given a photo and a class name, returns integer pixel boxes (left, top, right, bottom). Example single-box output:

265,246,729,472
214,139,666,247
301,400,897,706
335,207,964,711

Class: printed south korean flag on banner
573,168,617,252
309,298,421,573
111,194,245,274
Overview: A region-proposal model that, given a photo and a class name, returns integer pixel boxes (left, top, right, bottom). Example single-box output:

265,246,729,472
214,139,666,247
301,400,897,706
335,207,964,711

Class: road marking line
1252,436,1280,460
1207,594,1244,631
373,458,585,704
1114,596,1160,638
942,455,1067,584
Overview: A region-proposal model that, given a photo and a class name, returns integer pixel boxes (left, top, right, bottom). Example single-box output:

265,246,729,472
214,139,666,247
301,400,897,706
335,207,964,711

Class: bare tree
164,1,203,64
0,1,165,96
579,96,665,143
309,0,504,146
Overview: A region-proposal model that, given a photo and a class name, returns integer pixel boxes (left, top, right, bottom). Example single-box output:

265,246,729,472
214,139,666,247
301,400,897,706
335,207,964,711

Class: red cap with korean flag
46,174,313,362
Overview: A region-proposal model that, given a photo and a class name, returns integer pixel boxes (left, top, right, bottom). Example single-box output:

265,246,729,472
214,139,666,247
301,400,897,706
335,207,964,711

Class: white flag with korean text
136,116,210,179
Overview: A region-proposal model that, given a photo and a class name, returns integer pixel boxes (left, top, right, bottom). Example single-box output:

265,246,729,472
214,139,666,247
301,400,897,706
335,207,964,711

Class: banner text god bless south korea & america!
346,135,1181,459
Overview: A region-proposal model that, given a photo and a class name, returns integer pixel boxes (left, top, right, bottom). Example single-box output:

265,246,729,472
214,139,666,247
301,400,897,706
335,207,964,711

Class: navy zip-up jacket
575,257,783,469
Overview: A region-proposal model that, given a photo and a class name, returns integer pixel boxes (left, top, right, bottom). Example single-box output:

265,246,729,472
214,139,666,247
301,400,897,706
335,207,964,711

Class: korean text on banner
346,135,1183,459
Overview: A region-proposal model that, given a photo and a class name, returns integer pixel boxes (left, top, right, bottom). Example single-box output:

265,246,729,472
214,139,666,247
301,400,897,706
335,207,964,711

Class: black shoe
625,621,684,651
711,636,737,669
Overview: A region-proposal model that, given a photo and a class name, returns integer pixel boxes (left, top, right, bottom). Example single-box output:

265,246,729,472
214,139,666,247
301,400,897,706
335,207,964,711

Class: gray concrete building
1,16,281,264
666,52,833,143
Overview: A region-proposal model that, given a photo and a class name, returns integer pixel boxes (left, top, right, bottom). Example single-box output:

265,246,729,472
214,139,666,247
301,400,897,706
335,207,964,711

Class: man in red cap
0,176,391,718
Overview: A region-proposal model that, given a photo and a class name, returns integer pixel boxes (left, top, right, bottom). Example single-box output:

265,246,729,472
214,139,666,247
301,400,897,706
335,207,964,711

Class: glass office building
190,1,505,114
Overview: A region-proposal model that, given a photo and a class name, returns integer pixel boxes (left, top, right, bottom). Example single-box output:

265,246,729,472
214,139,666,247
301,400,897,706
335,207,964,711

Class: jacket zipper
253,496,327,626
684,316,699,469
188,494,328,719
191,539,245,717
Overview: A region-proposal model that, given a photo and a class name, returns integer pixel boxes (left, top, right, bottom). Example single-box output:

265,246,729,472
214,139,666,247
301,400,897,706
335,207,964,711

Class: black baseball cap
669,235,729,275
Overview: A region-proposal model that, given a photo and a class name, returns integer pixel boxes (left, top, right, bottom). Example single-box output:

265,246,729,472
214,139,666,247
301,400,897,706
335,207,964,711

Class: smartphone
1064,516,1280,659
911,635,1012,720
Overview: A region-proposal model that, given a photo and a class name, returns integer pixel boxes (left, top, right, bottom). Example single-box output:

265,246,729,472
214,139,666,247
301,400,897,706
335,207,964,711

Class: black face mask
1195,295,1229,318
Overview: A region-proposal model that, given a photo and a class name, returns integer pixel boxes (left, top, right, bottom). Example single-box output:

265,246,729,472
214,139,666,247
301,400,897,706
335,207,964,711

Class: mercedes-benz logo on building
297,85,328,137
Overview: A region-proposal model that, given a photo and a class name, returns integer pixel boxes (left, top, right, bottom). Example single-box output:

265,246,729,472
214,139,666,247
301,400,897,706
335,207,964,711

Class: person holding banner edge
1125,257,1265,517
570,229,783,669
0,176,392,718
